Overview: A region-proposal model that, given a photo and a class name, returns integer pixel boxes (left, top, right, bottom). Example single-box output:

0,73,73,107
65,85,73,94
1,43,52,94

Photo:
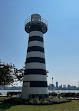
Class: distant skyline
0,0,79,86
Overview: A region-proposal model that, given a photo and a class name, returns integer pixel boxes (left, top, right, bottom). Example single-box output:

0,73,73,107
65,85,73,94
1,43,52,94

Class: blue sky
0,0,79,86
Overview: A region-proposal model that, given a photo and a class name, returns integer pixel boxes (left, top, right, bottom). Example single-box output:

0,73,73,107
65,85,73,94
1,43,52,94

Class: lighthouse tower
22,14,48,100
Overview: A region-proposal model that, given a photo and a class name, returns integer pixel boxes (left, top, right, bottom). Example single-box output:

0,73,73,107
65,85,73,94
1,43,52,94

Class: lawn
0,97,79,111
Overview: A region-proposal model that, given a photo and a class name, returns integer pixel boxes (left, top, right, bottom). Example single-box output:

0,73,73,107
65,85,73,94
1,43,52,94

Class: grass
0,97,79,111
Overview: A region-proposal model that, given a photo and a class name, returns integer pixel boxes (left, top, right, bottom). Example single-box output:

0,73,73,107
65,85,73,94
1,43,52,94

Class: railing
25,17,48,26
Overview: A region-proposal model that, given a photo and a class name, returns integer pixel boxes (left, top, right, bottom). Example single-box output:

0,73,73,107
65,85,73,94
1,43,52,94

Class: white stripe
23,75,47,81
25,63,46,70
23,74,47,81
29,31,43,37
27,51,45,58
28,41,44,47
29,87,48,94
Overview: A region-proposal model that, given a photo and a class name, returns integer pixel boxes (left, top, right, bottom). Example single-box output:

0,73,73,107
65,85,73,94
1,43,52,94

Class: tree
0,60,14,85
14,67,24,81
0,60,25,86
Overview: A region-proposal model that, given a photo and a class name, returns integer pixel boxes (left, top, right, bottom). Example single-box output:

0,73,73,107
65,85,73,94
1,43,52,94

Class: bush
52,96,70,104
3,96,71,105
3,97,26,105
49,92,57,96
29,96,41,105
0,93,2,95
7,91,21,97
61,93,77,98
76,93,79,98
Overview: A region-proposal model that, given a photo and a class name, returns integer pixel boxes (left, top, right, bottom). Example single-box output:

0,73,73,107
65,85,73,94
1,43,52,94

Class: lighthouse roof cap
31,14,41,22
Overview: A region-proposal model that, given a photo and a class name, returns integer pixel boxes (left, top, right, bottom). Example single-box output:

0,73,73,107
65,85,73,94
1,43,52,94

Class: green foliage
29,96,41,104
7,92,21,97
49,92,79,98
3,95,71,105
61,93,77,98
3,97,24,105
49,92,57,96
0,60,25,85
0,60,14,85
0,93,2,95
76,93,79,98
14,67,24,81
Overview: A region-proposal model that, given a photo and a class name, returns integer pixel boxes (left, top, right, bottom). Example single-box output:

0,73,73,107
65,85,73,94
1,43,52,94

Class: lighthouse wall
22,30,48,100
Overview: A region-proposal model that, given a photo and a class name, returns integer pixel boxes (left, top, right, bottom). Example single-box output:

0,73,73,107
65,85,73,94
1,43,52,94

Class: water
0,90,79,96
0,90,21,96
49,90,79,93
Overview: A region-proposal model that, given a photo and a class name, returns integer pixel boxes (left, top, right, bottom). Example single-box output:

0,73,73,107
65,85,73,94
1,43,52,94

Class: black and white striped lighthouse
22,14,49,100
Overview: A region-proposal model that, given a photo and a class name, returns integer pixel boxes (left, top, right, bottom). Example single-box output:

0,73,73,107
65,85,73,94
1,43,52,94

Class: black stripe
27,46,44,53
23,81,48,87
26,57,45,63
30,24,43,32
29,36,43,42
24,69,46,75
31,81,47,87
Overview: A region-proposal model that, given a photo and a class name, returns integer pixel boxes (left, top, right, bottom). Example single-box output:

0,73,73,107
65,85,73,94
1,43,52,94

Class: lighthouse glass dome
31,14,41,21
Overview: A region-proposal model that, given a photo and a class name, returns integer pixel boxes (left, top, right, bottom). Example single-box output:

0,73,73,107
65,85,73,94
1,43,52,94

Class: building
48,84,55,90
22,14,49,100
63,85,66,88
56,82,58,88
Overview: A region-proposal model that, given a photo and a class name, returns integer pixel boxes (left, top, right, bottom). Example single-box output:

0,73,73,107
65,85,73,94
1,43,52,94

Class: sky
0,0,79,86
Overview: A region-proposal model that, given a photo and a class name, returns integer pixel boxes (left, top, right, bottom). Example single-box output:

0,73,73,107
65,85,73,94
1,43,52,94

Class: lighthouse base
29,94,49,99
21,82,49,100
22,93,49,100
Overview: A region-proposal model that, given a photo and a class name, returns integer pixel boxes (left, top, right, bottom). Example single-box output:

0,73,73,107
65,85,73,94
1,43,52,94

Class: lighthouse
22,14,48,100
